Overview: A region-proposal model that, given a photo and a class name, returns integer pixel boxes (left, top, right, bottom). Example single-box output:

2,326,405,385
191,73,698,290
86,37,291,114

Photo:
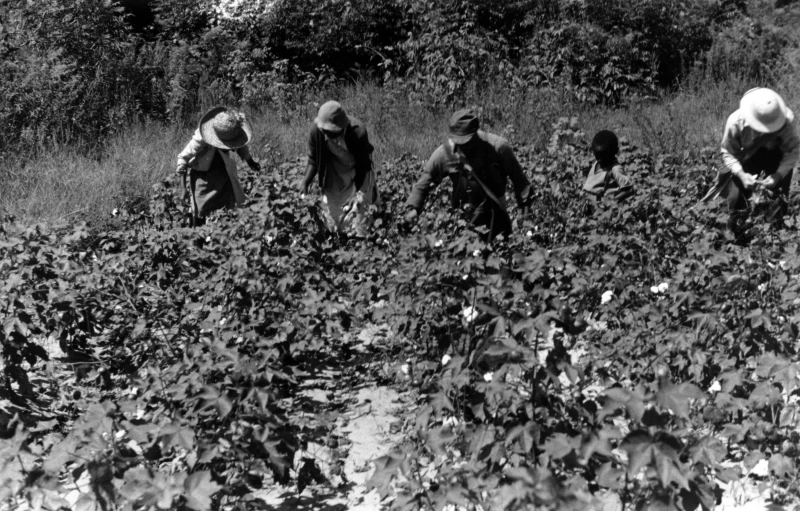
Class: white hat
199,107,253,149
740,88,792,133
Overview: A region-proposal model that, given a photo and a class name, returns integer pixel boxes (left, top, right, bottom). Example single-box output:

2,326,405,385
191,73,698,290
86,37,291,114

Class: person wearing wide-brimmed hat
176,106,261,225
711,88,799,237
302,100,380,235
404,108,532,240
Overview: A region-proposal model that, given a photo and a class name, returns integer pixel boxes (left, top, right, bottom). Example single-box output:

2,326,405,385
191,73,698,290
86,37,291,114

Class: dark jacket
305,116,374,190
407,131,531,212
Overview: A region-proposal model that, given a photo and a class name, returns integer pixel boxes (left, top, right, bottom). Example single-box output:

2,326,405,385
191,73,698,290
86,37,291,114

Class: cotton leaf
769,453,795,478
655,382,704,419
184,471,222,511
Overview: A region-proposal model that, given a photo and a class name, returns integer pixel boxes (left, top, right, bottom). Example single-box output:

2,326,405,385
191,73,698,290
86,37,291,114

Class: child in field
176,107,261,225
582,130,634,203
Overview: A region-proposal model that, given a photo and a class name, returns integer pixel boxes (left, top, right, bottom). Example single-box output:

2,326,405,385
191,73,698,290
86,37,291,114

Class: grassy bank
2,73,798,224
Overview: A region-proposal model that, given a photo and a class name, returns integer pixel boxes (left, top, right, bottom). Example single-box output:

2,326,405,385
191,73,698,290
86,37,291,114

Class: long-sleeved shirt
407,131,531,212
720,109,800,181
304,116,374,191
176,129,252,174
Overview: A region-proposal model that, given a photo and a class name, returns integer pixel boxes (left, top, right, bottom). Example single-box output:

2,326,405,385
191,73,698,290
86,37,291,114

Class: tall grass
3,70,799,225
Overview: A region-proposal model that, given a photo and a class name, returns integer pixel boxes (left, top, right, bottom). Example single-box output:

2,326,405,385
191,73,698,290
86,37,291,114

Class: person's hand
737,171,758,190
179,175,189,203
758,174,777,189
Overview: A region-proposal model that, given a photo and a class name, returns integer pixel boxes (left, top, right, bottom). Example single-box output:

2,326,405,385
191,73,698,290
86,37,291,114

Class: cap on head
449,109,480,144
315,101,350,134
740,88,789,133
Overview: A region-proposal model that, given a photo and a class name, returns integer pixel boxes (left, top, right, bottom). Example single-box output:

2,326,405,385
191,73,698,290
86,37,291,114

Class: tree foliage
0,0,794,154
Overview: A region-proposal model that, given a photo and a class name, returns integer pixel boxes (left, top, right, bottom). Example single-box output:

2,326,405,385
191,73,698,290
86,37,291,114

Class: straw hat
449,109,480,144
740,88,792,133
315,101,350,133
199,107,252,149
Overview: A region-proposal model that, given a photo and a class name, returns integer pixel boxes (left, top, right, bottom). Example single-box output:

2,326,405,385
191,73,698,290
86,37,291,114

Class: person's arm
302,126,320,194
720,113,747,177
236,145,261,172
176,129,204,175
498,141,532,208
771,123,800,183
352,126,374,191
609,165,634,202
407,150,444,212
610,165,632,188
720,112,759,190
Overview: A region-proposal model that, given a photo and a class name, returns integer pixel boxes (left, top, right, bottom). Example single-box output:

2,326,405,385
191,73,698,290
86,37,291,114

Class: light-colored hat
740,88,792,133
315,101,350,133
199,107,252,149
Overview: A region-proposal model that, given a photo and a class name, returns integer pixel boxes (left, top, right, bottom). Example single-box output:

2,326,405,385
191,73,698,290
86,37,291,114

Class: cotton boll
483,372,493,382
462,306,478,323
441,354,452,366
601,290,614,304
650,286,659,294
658,282,669,293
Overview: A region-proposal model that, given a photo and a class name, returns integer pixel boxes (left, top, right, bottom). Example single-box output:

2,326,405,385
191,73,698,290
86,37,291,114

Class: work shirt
583,160,633,201
407,131,531,212
720,109,800,181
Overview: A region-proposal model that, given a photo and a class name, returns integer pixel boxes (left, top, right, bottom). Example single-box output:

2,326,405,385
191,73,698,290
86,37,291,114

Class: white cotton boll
526,230,533,237
112,208,119,217
780,260,788,270
441,354,452,366
758,283,767,292
434,240,443,248
265,235,274,243
708,380,721,393
473,249,481,257
219,317,227,326
443,416,459,428
601,290,614,304
462,274,469,280
400,364,410,375
658,282,669,293
462,306,478,323
650,286,660,294
206,236,212,243
483,372,493,382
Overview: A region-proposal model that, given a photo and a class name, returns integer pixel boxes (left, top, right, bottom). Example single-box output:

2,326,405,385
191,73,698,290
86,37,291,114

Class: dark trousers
726,147,791,233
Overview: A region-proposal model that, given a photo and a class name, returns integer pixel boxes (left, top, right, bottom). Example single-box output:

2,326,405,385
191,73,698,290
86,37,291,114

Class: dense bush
0,0,796,156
